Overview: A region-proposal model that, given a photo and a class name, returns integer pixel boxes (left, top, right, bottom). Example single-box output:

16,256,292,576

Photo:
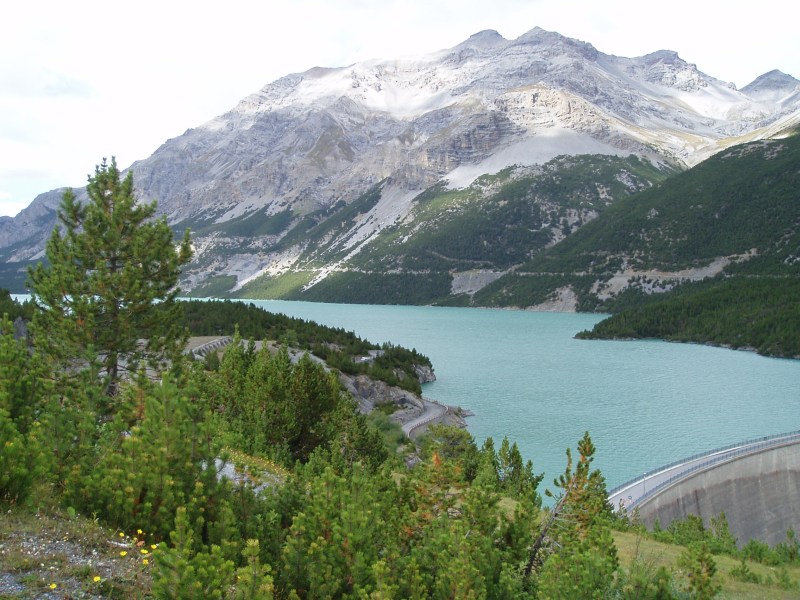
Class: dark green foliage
527,433,618,597
63,377,227,540
536,525,619,599
180,299,431,393
2,154,762,596
210,208,293,238
0,263,32,294
0,288,34,322
181,299,369,356
578,276,800,358
742,538,781,565
419,424,482,482
197,335,388,466
472,273,597,309
290,271,453,306
677,542,721,599
225,154,666,304
737,529,800,567
28,158,193,398
472,436,544,504
0,317,49,504
730,557,761,584
649,513,738,557
186,275,239,298
152,505,238,599
776,529,800,564
353,154,668,274
613,558,677,599
365,410,407,452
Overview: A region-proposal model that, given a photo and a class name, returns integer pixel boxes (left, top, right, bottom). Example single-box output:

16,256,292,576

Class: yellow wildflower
151,544,158,550
119,551,128,557
49,583,57,589
118,532,125,538
140,548,149,555
142,559,149,565
93,575,102,583
137,528,143,535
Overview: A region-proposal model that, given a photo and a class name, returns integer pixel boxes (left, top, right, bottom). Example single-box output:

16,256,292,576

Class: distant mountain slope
233,153,670,304
1,27,799,298
477,130,800,308
525,131,800,274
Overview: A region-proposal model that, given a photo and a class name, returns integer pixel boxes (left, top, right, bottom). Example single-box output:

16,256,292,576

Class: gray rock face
2,27,798,293
339,372,424,417
741,69,800,98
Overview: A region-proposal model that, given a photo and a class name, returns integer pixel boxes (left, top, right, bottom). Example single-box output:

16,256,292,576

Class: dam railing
609,430,800,509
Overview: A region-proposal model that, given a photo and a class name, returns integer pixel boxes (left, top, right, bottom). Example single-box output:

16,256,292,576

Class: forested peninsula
577,277,800,359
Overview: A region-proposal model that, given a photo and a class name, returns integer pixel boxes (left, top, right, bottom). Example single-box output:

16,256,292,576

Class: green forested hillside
179,299,432,393
477,132,800,356
524,134,800,275
577,277,800,358
353,155,666,273
235,154,669,301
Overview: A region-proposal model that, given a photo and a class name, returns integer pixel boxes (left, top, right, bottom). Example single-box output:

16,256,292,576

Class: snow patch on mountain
445,128,623,188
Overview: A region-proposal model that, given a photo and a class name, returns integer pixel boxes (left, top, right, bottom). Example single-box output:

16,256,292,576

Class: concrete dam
608,432,800,546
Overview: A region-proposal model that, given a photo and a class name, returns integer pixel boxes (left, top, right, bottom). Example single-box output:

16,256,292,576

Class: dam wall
635,441,800,547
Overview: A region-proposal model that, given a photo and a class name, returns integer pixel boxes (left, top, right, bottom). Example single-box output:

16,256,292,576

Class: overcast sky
1,0,797,217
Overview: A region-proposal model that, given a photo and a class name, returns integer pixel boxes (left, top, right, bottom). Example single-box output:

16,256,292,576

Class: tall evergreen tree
28,157,192,399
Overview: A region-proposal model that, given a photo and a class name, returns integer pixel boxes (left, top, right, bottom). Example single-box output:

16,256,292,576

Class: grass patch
234,269,315,299
613,530,800,599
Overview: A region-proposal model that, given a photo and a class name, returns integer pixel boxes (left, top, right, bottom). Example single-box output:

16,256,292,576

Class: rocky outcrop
339,368,464,437
339,372,425,420
413,364,436,384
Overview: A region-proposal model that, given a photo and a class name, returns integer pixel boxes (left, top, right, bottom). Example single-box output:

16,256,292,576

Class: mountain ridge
1,27,798,299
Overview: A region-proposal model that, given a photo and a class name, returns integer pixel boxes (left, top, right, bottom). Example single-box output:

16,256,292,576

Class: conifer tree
28,157,192,399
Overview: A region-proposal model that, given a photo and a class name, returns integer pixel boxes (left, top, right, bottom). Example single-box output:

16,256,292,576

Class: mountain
477,131,800,306
2,27,799,300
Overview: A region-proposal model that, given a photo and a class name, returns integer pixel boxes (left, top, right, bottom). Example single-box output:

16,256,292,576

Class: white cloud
0,0,798,216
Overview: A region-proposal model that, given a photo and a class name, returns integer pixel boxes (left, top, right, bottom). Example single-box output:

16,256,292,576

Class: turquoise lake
242,300,800,492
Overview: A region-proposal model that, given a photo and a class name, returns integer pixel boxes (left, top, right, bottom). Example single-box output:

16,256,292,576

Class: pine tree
28,157,192,399
526,432,618,594
677,542,721,599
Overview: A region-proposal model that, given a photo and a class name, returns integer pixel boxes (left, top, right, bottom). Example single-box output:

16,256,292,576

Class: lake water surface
244,300,800,492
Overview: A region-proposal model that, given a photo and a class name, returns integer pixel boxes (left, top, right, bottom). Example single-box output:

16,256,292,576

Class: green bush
0,318,49,505
63,378,226,540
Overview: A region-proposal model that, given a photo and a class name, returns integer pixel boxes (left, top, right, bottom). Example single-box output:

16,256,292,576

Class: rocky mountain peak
634,49,709,91
742,69,800,99
456,29,506,50
511,27,599,61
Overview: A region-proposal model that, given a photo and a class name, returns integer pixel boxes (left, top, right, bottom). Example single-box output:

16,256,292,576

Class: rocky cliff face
2,27,799,298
